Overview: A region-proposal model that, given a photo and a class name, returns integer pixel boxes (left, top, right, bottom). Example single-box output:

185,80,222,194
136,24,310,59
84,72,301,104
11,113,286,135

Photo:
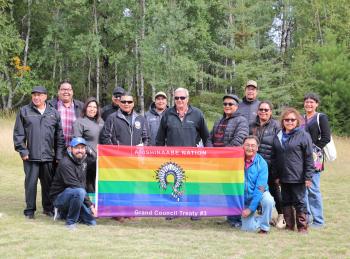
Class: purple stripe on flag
97,206,242,217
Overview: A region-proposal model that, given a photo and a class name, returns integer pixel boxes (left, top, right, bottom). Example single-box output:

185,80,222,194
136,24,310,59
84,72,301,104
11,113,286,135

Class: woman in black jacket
252,101,284,229
272,107,314,233
303,93,331,227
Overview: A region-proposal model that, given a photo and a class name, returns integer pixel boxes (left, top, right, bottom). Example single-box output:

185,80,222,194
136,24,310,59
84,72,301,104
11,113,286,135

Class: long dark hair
81,97,101,122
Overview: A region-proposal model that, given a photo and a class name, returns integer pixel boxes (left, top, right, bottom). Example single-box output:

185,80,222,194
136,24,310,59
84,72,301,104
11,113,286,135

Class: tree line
0,0,349,135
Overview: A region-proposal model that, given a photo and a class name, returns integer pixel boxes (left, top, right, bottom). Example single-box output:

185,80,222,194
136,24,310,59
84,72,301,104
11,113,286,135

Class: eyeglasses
174,96,186,100
120,100,134,104
59,88,72,92
223,102,236,106
259,108,270,112
244,144,257,148
283,118,297,122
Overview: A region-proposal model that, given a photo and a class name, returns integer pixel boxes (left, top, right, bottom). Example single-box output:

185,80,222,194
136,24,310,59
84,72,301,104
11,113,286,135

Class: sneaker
230,222,242,228
53,208,60,221
258,229,268,234
275,214,286,229
66,224,77,230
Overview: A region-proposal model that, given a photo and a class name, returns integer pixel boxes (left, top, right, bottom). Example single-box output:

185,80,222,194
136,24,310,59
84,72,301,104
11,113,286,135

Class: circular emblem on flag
155,162,185,199
134,121,141,129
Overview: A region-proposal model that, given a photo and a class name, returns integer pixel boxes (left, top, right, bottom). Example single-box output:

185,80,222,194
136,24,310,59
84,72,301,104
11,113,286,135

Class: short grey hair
174,87,189,98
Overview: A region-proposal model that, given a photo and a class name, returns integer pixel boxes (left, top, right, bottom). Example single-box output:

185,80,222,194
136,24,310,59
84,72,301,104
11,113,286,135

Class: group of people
13,79,331,233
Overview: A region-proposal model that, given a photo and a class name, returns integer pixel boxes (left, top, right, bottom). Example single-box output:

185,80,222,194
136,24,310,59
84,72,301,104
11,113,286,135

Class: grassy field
0,116,349,258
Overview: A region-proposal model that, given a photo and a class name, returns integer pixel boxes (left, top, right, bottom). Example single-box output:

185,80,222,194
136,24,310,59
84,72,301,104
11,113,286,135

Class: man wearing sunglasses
156,87,209,147
207,94,249,227
101,86,126,121
100,93,150,146
237,80,261,134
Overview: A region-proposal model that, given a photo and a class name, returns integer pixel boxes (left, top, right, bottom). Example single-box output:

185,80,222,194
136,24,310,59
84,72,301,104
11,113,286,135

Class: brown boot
282,206,295,231
296,212,308,234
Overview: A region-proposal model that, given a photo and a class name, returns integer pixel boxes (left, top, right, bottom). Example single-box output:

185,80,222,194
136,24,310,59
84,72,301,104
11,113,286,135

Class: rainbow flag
96,145,244,217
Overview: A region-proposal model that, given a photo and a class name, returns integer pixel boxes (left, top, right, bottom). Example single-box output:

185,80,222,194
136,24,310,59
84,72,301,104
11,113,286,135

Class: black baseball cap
31,86,47,94
113,87,126,98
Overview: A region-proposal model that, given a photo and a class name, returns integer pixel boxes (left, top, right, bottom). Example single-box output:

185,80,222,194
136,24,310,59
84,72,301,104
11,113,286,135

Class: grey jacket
206,112,249,147
237,97,260,134
73,116,104,157
144,102,168,146
100,109,150,146
13,102,65,161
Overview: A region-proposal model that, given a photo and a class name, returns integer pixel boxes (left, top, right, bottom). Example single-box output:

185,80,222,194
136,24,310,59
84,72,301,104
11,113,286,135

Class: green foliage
1,0,350,134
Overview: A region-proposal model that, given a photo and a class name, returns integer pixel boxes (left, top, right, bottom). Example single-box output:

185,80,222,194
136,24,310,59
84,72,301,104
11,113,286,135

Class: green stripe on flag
98,181,244,195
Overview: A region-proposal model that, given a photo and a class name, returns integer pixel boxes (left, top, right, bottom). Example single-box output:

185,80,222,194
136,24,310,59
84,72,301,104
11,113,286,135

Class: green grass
1,117,349,258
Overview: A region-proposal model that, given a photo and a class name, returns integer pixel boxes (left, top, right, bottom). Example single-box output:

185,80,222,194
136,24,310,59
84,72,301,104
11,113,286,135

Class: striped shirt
57,100,76,146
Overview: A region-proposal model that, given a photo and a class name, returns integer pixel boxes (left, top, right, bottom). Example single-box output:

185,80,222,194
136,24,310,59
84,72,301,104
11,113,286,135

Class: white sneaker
276,214,286,229
53,207,60,221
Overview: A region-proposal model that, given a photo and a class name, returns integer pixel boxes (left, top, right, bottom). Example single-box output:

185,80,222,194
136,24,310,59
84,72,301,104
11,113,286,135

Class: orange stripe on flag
98,156,243,171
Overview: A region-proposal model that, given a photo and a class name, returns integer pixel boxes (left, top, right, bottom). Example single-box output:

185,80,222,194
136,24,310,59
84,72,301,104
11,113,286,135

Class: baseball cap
70,137,87,147
245,80,258,89
155,91,167,99
113,87,126,98
31,86,47,94
223,94,240,104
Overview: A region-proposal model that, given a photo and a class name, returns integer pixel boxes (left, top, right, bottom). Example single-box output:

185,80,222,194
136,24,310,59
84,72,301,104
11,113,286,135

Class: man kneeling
241,135,275,234
50,137,96,229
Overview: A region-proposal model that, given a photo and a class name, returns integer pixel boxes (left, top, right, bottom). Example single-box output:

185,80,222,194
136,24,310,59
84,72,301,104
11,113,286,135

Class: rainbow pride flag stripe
96,145,244,217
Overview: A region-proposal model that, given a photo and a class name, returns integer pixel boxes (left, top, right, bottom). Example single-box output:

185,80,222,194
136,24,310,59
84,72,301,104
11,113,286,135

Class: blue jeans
241,191,275,232
53,188,96,226
305,172,324,226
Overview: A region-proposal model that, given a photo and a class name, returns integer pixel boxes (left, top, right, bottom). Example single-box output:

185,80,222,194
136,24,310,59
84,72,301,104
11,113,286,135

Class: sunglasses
223,102,236,106
174,96,186,100
283,118,297,122
120,100,133,104
259,108,270,112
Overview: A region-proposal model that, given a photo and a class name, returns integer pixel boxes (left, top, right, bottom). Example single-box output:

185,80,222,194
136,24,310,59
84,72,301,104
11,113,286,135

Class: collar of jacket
67,151,87,165
50,97,79,109
149,102,168,116
255,117,273,127
170,104,193,116
242,97,259,104
29,101,48,113
116,109,139,125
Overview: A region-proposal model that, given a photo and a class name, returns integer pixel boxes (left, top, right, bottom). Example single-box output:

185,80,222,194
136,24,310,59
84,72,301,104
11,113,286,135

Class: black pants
281,182,307,214
268,178,282,214
23,161,54,216
86,156,96,193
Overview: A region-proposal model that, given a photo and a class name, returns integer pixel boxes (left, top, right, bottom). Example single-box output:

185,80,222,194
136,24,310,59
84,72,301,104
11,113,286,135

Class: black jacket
206,112,249,147
252,118,280,167
101,103,119,121
144,102,168,146
13,102,65,161
304,112,331,149
272,128,314,183
237,97,260,134
49,97,84,118
156,105,209,147
49,153,92,207
100,109,150,146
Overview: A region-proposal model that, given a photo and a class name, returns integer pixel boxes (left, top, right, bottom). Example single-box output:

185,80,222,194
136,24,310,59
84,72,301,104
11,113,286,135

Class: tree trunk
93,0,100,102
23,0,31,67
137,0,146,115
